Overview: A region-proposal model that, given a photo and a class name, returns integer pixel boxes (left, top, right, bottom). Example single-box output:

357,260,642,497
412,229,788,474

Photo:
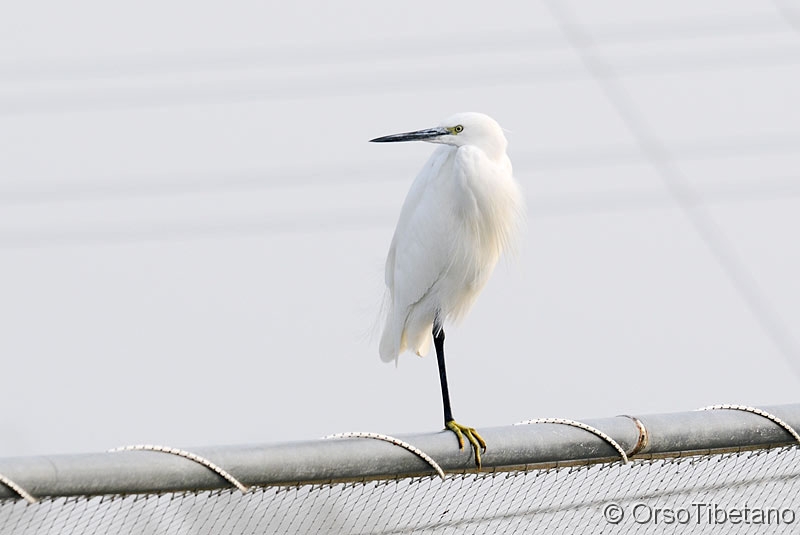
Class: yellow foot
445,420,487,468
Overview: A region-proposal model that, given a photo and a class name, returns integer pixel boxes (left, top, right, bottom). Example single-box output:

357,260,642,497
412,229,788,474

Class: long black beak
370,126,448,143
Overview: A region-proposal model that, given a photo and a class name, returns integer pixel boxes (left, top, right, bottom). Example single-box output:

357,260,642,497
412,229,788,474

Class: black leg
433,316,486,468
433,320,454,426
433,316,486,467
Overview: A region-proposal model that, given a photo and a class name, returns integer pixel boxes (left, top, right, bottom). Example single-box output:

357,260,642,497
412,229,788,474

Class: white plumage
376,112,524,363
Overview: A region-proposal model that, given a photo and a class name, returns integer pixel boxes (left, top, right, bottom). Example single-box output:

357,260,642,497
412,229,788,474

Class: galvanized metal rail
0,403,798,500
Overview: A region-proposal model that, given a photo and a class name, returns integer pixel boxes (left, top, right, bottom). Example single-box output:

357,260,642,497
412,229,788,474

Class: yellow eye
454,125,464,133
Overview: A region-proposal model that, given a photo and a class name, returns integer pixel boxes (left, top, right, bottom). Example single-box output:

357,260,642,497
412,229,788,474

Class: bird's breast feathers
452,146,521,250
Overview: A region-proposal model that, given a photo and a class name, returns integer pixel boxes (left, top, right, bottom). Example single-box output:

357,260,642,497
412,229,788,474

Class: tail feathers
379,306,435,362
380,327,432,363
404,303,435,358
407,322,433,357
379,316,404,363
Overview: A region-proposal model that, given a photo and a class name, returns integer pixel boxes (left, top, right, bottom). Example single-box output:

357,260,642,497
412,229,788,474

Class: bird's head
370,112,508,159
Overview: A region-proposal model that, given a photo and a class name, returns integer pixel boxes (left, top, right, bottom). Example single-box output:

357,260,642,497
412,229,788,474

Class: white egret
371,112,524,467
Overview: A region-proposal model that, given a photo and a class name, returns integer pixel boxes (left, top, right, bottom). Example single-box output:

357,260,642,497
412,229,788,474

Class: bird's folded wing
384,147,457,307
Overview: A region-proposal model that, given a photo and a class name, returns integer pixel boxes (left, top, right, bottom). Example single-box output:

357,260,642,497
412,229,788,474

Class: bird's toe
446,420,486,467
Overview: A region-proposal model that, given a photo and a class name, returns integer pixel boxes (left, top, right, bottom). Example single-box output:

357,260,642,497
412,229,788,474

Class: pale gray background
1,1,799,457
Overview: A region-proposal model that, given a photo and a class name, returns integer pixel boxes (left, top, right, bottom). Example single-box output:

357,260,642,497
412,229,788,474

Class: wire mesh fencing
2,405,800,534
2,445,799,534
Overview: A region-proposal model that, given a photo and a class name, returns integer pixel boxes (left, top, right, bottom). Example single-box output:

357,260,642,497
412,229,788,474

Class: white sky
2,0,800,457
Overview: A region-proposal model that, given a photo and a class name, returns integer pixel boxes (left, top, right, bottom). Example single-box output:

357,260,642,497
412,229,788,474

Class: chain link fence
2,405,799,533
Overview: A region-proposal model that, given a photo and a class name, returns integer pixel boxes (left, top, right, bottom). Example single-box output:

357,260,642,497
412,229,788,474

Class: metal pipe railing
1,403,798,499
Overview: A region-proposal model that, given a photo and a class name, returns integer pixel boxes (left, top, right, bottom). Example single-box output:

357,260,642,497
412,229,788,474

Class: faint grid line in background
3,49,800,117
546,0,800,376
2,131,800,204
2,175,800,249
0,14,788,82
774,0,800,32
1,14,799,116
